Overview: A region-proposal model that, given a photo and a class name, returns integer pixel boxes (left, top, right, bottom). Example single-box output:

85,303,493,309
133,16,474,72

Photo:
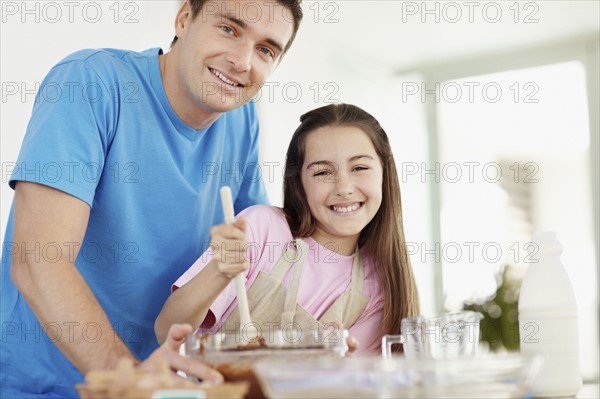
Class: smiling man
1,1,302,397
163,0,297,127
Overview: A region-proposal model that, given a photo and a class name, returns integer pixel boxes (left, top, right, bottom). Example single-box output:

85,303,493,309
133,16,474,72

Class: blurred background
1,0,598,382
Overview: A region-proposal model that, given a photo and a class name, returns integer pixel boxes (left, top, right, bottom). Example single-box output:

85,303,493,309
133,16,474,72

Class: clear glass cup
382,311,483,359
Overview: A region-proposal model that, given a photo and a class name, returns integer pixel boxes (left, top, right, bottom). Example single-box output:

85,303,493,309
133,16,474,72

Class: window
435,60,598,379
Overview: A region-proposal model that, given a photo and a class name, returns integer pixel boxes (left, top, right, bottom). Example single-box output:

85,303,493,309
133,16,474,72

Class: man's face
173,0,294,115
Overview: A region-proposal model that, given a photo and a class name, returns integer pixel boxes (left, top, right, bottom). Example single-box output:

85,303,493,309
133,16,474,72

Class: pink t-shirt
172,205,383,354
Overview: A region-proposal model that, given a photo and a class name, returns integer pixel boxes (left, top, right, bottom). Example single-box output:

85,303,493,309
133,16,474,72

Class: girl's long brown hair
283,104,420,350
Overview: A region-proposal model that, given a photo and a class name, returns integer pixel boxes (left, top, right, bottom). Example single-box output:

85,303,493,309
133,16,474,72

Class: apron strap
351,244,365,294
270,239,307,280
278,239,309,327
317,244,370,329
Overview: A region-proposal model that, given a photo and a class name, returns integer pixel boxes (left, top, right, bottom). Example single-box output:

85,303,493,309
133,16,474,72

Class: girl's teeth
332,203,360,213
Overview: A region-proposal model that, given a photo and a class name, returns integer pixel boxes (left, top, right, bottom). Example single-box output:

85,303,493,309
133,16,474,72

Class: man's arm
10,181,134,372
10,182,224,383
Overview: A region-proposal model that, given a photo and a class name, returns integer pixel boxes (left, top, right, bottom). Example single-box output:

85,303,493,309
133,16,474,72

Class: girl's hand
210,217,249,279
347,336,359,353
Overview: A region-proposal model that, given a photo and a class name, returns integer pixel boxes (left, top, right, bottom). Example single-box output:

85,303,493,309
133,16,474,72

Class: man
1,0,302,397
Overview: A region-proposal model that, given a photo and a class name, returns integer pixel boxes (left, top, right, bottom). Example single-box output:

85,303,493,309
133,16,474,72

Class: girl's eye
313,170,331,177
353,166,369,172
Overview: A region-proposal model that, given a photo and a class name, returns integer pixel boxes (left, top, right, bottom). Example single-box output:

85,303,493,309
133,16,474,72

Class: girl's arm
155,218,248,344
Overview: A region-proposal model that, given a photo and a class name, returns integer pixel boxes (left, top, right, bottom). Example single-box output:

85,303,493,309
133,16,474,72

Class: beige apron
218,238,370,334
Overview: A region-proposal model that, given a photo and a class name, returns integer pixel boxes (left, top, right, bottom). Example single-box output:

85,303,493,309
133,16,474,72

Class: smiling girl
155,104,420,353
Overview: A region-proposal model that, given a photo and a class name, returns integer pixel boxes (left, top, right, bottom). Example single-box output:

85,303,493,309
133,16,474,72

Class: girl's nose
335,172,354,196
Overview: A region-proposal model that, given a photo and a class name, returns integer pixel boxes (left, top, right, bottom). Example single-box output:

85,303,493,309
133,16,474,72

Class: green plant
463,265,521,351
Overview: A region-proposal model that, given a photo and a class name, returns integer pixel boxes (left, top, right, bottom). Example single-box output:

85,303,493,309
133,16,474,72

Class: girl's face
301,125,383,255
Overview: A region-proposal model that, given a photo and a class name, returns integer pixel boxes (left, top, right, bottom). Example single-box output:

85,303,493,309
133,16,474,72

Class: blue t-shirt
1,48,268,398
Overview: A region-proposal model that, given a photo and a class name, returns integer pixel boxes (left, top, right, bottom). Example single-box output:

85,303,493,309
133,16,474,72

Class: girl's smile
301,125,383,255
329,202,364,214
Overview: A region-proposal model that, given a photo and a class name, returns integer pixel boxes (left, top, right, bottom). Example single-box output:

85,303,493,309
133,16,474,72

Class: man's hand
140,324,223,384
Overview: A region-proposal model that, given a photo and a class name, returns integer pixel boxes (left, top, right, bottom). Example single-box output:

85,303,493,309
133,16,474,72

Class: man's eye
220,26,234,34
258,47,274,58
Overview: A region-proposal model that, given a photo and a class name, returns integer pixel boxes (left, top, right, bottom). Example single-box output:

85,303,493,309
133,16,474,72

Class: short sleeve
9,58,115,206
172,250,216,292
171,249,238,329
172,205,281,291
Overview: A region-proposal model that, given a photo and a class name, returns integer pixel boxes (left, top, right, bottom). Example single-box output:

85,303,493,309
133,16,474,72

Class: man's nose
226,42,253,73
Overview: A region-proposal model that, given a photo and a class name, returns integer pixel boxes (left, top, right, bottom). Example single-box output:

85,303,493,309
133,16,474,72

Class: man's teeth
211,68,239,87
332,203,361,213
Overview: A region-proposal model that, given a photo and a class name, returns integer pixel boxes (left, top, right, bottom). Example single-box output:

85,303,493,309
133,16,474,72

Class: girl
155,104,419,353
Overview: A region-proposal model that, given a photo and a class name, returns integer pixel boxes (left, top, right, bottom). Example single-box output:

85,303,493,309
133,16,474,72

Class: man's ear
175,1,192,39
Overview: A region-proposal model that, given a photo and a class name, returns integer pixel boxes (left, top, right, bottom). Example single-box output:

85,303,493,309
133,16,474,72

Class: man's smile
209,67,243,88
